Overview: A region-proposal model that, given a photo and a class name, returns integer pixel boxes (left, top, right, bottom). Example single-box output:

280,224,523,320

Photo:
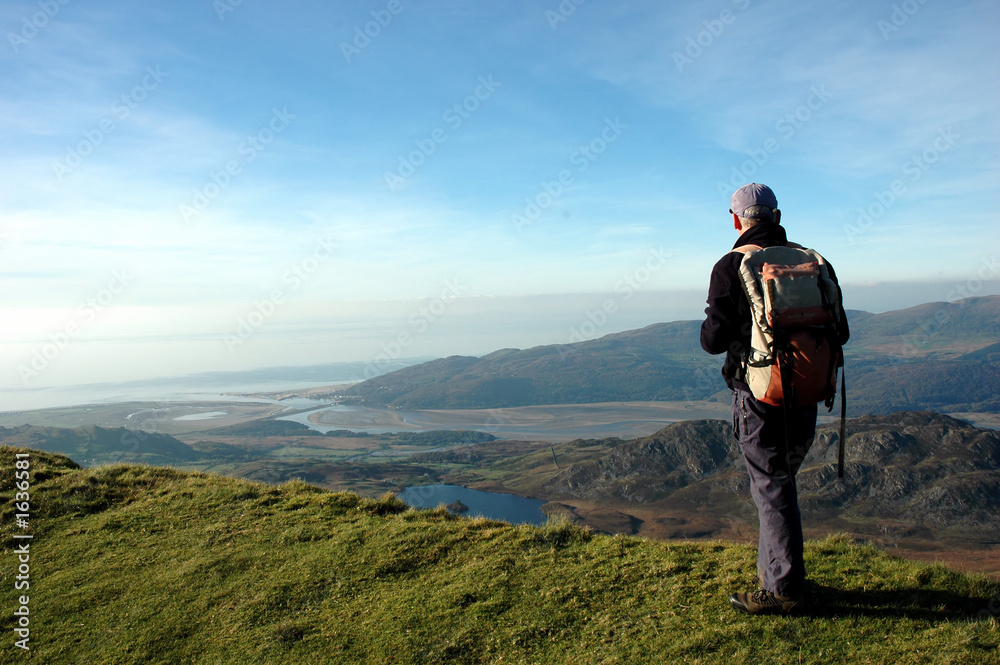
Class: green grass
1,446,998,664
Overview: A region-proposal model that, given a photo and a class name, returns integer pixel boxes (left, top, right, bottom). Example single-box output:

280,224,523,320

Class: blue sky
1,0,998,393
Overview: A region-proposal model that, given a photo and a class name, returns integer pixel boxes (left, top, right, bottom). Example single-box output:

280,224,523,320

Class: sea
0,360,419,413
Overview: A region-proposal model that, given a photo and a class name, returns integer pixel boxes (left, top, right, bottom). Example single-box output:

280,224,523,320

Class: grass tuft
534,514,593,548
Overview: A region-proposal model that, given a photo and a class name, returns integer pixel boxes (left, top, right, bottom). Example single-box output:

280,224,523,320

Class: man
700,183,849,615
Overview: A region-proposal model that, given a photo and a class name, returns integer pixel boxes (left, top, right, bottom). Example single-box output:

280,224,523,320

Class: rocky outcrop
544,420,738,503
538,412,1000,533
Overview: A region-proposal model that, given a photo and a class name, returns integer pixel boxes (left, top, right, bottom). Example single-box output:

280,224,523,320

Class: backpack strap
838,364,847,479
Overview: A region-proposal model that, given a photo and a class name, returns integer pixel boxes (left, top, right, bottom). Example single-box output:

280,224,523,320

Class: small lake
396,484,549,526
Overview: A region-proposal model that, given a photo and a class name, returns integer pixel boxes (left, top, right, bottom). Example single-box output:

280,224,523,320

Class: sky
1,0,998,398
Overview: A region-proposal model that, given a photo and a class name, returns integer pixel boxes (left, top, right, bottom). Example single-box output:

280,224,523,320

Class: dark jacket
700,222,850,390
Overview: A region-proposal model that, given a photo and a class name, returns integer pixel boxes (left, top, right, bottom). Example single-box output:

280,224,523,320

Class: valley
3,398,999,578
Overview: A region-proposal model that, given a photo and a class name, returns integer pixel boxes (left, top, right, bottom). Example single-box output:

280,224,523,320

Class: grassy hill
2,447,998,664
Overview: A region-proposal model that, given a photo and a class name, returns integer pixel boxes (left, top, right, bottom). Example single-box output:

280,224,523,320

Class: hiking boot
729,589,802,615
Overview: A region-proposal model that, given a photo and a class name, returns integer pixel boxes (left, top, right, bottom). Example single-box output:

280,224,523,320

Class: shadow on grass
804,584,998,621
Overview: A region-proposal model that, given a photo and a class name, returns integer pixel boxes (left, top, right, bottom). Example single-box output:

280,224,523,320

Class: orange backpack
733,242,848,476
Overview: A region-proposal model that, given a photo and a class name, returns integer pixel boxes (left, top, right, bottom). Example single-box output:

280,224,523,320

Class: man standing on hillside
700,183,850,615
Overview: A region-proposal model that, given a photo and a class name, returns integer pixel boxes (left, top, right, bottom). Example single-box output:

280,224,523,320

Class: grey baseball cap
730,183,777,217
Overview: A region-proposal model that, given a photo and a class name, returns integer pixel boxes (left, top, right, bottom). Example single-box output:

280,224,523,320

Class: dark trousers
732,386,817,597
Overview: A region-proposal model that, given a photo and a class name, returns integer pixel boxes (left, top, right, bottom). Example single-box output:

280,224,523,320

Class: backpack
732,242,848,476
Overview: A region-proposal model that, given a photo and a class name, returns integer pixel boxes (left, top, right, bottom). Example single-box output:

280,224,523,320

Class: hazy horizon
4,284,997,407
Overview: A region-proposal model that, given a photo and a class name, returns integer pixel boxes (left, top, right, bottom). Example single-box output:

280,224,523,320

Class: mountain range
343,296,1000,415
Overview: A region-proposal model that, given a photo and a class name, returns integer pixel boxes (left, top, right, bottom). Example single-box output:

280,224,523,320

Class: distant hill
0,424,199,466
845,297,1000,353
960,341,1000,363
200,419,499,448
201,419,322,437
0,422,502,493
2,446,996,663
344,320,724,408
343,296,1000,415
847,359,1000,414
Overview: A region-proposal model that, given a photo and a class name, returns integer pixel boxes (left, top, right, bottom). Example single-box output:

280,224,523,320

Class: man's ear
733,213,742,232
774,209,781,225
